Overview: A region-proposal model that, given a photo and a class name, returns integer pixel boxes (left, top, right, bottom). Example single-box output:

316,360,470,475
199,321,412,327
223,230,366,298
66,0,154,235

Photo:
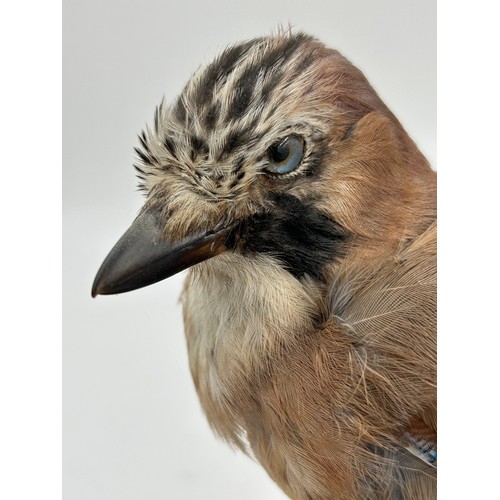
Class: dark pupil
269,139,290,163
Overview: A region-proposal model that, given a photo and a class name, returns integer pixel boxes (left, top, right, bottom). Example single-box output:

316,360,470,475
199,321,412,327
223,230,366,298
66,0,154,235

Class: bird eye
266,136,304,174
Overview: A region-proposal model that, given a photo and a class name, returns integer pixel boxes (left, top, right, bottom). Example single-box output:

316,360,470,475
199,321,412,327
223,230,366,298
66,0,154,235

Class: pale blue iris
268,136,304,174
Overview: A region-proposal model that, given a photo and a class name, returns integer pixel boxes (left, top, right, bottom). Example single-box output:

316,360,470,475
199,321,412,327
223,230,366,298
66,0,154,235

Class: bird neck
180,252,322,446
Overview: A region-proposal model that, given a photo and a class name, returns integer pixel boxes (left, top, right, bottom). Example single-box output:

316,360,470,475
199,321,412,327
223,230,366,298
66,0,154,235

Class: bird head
92,31,435,298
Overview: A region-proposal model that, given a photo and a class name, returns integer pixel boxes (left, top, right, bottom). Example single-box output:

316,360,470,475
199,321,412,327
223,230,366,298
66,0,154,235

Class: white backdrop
63,1,436,498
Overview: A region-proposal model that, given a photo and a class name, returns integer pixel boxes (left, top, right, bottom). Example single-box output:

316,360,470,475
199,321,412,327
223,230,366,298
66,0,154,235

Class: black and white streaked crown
133,32,330,196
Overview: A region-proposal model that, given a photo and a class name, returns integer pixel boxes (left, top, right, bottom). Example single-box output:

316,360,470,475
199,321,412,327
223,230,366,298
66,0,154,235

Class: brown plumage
93,30,436,499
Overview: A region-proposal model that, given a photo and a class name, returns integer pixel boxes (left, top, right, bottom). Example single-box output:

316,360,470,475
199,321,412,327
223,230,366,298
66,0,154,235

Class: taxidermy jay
93,32,436,499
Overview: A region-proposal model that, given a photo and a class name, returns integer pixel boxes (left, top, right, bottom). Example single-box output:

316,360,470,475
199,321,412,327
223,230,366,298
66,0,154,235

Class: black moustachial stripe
227,193,347,281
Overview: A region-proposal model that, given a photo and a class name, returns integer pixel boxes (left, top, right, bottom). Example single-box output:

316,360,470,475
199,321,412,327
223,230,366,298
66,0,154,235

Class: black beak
92,208,230,297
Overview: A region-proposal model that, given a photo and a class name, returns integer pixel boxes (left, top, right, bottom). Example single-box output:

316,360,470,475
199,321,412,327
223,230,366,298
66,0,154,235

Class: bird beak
91,207,230,297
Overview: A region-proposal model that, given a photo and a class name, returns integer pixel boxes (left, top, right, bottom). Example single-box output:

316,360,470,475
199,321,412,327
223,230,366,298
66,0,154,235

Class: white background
63,1,436,499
